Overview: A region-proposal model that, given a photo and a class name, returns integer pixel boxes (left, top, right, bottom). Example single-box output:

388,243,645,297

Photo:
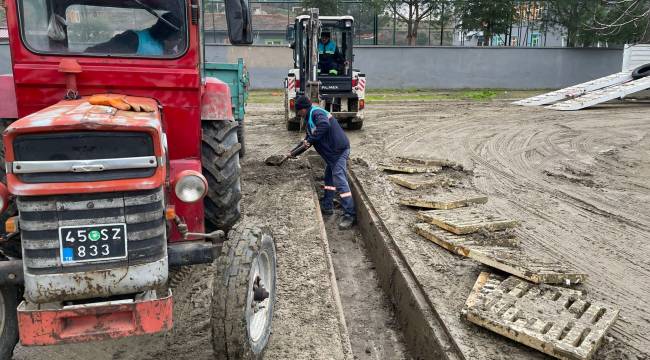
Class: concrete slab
400,193,488,210
414,223,586,284
387,174,455,190
395,156,458,168
464,272,619,360
417,206,520,235
380,163,442,174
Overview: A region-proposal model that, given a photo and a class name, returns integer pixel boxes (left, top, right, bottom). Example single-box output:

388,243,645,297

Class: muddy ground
345,99,650,359
13,128,351,359
241,95,649,359
13,94,650,360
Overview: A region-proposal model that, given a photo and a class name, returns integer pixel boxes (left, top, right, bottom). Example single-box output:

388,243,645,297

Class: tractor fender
0,75,18,119
201,77,234,121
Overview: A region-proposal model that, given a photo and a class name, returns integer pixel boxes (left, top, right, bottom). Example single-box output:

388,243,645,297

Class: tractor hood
3,95,166,196
4,96,162,135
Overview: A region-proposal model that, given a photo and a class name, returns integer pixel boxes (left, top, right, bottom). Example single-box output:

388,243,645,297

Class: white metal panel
512,71,632,106
622,44,650,71
546,76,650,111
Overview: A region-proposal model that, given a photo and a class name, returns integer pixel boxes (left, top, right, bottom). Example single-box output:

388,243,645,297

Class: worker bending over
292,95,356,230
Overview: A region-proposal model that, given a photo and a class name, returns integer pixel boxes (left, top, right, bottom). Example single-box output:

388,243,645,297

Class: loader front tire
347,119,363,130
211,226,277,360
202,120,242,232
0,285,19,360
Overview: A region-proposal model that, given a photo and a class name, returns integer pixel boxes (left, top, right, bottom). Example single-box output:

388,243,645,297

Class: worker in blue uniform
87,12,181,56
292,95,355,230
318,32,339,75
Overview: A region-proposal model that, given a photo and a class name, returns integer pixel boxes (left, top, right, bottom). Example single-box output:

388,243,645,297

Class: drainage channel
309,157,411,360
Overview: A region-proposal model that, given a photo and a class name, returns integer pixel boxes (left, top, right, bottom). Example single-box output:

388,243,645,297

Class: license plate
59,224,128,264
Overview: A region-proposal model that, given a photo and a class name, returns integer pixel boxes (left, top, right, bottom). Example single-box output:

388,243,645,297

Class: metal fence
204,0,569,47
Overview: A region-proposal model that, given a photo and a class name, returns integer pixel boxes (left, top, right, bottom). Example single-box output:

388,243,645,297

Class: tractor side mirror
286,24,295,43
224,0,253,45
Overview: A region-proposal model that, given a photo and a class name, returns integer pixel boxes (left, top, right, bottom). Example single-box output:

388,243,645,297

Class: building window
528,32,541,47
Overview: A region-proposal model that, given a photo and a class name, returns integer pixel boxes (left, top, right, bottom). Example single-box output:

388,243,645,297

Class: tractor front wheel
211,226,277,359
202,120,242,232
0,285,19,359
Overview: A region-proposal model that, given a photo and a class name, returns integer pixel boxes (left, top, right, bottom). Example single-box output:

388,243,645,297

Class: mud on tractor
283,11,366,131
0,0,277,358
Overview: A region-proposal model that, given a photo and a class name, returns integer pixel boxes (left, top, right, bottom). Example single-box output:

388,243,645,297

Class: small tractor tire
0,285,19,359
202,120,242,232
237,120,246,158
347,119,364,130
211,226,277,360
631,63,650,79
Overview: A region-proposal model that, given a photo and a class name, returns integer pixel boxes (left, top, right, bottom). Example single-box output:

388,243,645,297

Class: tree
384,0,447,45
301,0,339,16
544,0,602,47
592,0,650,44
454,0,516,46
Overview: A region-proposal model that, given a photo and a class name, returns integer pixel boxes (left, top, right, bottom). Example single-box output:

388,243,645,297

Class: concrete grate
387,174,455,190
414,223,586,284
464,272,619,360
417,205,519,235
400,193,488,210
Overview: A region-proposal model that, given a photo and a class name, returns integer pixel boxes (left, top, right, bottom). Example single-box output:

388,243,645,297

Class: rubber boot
338,214,355,230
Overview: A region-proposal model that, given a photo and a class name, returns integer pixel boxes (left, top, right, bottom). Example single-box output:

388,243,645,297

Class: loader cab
291,15,354,94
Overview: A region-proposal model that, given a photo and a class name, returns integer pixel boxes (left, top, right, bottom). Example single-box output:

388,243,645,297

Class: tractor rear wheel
202,120,242,232
211,226,276,360
0,285,19,359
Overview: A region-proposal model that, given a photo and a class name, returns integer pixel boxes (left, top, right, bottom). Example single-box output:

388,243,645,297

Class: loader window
18,0,187,58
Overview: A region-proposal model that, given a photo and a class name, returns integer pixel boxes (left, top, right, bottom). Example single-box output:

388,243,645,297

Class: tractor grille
18,188,166,275
12,131,156,183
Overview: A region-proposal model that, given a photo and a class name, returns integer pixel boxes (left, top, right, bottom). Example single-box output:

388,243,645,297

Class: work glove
88,95,155,112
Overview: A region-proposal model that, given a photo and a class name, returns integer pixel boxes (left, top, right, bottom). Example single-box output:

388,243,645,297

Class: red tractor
0,0,277,358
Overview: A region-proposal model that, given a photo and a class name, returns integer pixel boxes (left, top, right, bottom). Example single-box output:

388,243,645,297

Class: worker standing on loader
294,95,356,230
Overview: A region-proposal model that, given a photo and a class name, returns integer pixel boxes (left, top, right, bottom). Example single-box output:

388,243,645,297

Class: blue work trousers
321,148,355,217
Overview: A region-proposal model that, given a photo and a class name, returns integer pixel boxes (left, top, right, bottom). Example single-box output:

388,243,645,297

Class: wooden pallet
400,193,488,210
414,223,586,284
417,206,519,235
465,272,618,360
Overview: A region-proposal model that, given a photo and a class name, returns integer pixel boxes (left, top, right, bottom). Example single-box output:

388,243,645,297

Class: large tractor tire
0,285,19,359
202,120,242,232
211,226,277,360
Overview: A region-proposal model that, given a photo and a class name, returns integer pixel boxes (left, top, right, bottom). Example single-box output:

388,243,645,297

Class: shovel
265,142,309,166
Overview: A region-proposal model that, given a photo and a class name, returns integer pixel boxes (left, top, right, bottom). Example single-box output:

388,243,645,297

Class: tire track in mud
342,100,650,357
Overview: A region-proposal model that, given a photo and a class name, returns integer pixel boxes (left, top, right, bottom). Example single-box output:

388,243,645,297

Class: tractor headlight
174,171,208,203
